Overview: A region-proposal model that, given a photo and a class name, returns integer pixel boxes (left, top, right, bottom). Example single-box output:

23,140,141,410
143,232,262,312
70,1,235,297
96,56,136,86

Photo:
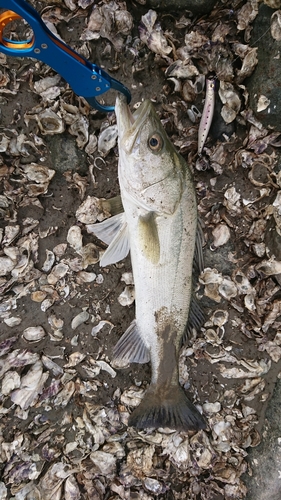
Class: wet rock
141,0,216,15
45,134,87,173
247,4,281,129
244,378,281,500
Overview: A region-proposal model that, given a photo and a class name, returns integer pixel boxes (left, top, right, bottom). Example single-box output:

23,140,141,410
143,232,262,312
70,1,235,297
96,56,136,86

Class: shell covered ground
0,0,281,499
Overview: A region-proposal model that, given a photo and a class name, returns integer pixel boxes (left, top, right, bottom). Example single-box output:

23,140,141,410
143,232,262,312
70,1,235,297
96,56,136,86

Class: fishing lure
198,77,216,155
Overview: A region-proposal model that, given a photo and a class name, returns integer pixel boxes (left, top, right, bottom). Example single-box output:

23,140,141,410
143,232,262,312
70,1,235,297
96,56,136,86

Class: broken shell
140,9,172,57
22,326,46,342
219,278,237,300
211,309,229,327
218,81,241,123
91,320,114,337
54,381,75,407
85,133,98,155
257,94,270,112
204,328,224,345
42,250,55,272
48,313,64,330
11,360,49,410
64,474,81,500
0,256,15,276
76,270,97,283
64,352,86,367
121,272,134,285
255,259,281,276
271,10,281,41
203,402,221,414
144,477,166,495
67,226,83,254
3,316,22,327
31,290,48,302
76,196,106,224
34,74,61,94
248,162,270,187
1,370,21,395
68,115,89,148
252,242,266,257
98,125,118,156
166,59,199,79
118,285,135,306
53,243,67,257
36,109,65,135
41,297,55,312
233,271,253,295
71,310,90,329
211,224,231,248
2,225,20,245
47,262,69,285
90,450,116,477
224,186,241,215
80,243,100,268
244,292,256,311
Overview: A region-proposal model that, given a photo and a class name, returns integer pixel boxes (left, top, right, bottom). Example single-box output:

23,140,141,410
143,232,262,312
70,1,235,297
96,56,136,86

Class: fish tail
128,383,206,431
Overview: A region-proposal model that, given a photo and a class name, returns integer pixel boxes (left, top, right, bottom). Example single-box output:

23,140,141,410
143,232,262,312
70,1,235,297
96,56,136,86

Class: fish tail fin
128,383,206,431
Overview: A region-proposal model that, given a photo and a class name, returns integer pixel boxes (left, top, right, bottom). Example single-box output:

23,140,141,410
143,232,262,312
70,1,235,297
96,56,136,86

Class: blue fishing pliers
0,0,131,112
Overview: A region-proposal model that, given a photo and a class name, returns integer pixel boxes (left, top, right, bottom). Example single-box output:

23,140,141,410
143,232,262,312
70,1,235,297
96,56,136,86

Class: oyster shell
118,285,135,306
22,326,46,342
1,370,21,395
3,316,22,327
211,224,231,248
71,310,90,330
98,125,118,156
67,226,83,254
36,109,65,135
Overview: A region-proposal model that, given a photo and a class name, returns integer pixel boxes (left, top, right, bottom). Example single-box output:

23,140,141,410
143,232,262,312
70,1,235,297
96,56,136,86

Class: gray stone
45,134,87,173
247,4,281,130
142,0,216,14
243,378,281,500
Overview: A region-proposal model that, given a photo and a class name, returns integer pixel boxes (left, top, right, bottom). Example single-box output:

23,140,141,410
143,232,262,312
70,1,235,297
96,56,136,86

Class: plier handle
0,0,131,112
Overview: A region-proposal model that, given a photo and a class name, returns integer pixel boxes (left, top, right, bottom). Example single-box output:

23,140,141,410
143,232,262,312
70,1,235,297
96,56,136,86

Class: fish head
115,94,184,214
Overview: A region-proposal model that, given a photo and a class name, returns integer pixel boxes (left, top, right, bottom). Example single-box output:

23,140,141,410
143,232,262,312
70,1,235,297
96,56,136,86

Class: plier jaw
0,0,131,112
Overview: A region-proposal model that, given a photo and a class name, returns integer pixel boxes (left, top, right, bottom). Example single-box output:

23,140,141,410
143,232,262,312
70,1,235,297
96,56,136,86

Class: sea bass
90,95,206,431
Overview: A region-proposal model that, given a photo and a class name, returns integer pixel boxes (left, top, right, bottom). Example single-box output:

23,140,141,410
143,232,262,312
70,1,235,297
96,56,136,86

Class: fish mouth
115,94,154,153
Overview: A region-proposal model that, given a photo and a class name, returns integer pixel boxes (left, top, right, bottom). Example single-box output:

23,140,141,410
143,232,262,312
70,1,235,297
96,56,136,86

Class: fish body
198,77,216,155
90,95,206,431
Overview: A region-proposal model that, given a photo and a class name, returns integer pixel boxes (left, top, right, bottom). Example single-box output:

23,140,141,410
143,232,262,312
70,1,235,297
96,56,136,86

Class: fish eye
148,133,163,152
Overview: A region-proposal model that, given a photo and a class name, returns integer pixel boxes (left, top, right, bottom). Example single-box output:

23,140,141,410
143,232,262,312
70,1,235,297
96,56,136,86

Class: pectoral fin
87,213,130,266
138,212,160,264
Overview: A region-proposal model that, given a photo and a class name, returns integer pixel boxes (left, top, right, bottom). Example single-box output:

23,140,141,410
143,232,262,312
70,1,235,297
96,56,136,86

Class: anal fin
113,320,150,368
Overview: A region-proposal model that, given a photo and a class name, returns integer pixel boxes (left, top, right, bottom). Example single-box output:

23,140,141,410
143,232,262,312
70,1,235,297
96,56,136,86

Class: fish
198,77,216,155
90,94,206,431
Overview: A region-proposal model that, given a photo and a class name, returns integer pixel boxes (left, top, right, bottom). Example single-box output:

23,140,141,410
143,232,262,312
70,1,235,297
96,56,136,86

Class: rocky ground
0,0,281,499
